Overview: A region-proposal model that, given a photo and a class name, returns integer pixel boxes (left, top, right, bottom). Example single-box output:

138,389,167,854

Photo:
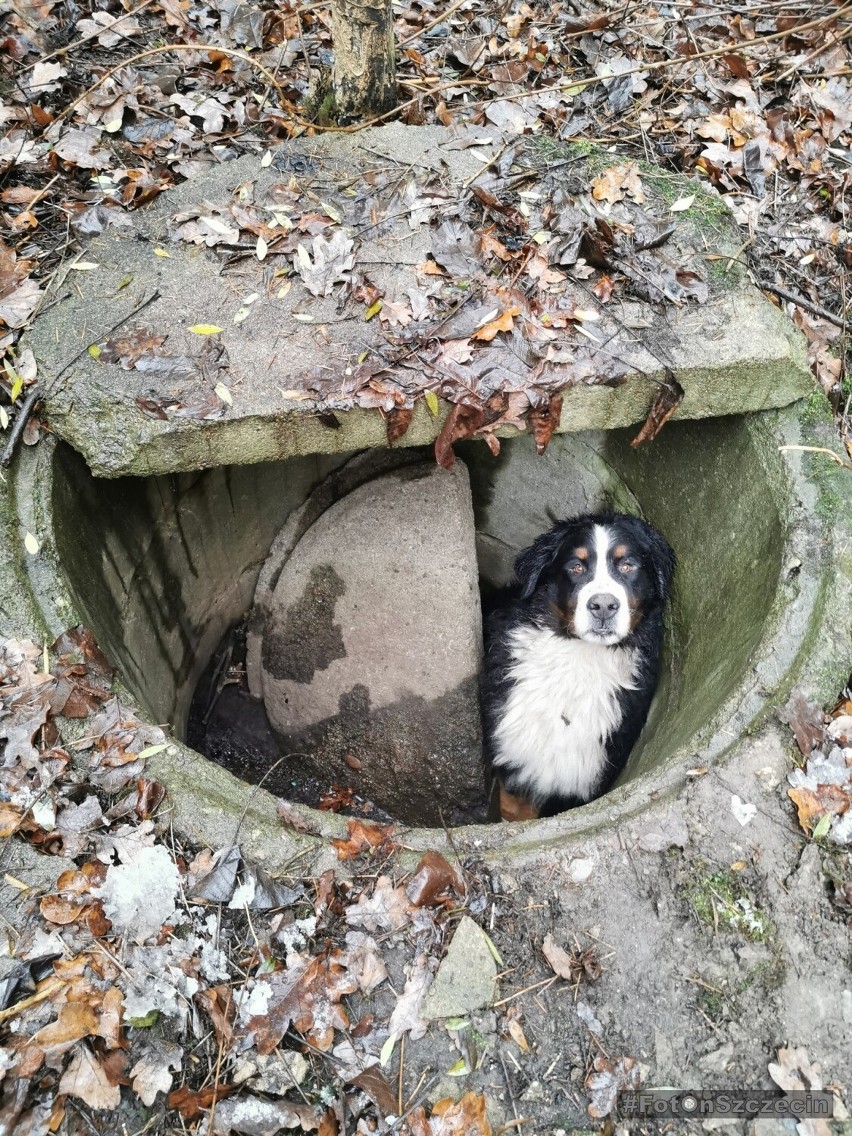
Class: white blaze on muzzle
574,524,631,643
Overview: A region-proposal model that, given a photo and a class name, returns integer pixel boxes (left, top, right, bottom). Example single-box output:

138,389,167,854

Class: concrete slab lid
23,123,811,478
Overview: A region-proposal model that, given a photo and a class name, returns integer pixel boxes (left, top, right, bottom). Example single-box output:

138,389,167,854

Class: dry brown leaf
591,163,645,204
779,688,824,756
593,274,615,302
345,876,412,932
434,403,486,470
168,1083,236,1120
243,952,356,1054
129,1040,183,1106
472,307,518,342
276,799,321,835
31,1003,99,1055
406,850,463,908
631,374,685,448
507,1017,530,1052
0,277,43,329
195,984,235,1047
58,1044,121,1110
39,894,89,926
529,393,563,456
0,802,26,838
788,785,848,832
332,818,398,861
586,1054,639,1117
430,1092,492,1135
385,406,413,446
349,1065,398,1118
98,327,166,368
542,933,578,980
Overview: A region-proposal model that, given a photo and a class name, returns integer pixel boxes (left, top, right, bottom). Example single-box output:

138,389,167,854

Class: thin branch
760,281,849,332
16,0,157,73
54,44,290,128
778,445,852,470
0,385,42,469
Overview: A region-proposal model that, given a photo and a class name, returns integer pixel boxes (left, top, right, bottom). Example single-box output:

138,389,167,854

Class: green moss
525,135,610,174
638,162,731,222
687,867,772,942
697,986,725,1020
801,389,833,428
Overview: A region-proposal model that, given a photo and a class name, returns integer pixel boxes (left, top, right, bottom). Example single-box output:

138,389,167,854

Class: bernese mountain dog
481,513,675,820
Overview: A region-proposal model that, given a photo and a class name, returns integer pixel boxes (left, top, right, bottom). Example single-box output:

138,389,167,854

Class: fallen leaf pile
0,625,633,1129
781,686,852,923
783,686,852,848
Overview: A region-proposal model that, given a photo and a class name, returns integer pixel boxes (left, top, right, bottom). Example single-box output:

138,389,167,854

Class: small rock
698,1043,734,1075
634,812,689,852
754,765,781,791
231,1051,309,1093
490,873,519,895
520,1080,546,1104
786,842,822,895
565,853,597,883
421,915,497,1020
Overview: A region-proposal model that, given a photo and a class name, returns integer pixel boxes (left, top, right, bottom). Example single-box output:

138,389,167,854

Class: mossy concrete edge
46,330,810,479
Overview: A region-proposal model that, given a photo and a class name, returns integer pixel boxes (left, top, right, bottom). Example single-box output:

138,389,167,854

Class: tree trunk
330,0,397,124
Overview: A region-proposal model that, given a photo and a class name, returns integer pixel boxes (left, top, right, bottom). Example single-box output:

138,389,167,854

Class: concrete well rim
7,399,852,868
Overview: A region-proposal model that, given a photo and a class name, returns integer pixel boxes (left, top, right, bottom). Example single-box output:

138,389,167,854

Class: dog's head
514,513,675,646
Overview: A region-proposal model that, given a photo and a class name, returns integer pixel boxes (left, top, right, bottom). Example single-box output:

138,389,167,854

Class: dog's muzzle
587,592,620,630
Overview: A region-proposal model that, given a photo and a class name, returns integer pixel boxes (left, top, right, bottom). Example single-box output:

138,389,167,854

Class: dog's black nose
587,593,620,619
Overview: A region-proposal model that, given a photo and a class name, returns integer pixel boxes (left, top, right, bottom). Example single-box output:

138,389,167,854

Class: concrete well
5,397,851,866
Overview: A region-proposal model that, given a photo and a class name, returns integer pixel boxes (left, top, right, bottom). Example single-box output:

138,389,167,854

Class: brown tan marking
499,785,539,821
573,547,589,560
613,543,628,560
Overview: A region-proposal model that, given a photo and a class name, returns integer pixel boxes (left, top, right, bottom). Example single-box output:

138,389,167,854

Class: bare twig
492,975,557,1007
400,0,472,47
0,978,66,1023
17,0,157,73
0,385,42,469
498,1048,526,1132
779,445,852,471
760,281,849,331
54,44,290,128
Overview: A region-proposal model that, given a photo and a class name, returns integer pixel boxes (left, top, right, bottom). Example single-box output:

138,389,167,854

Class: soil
330,726,851,1132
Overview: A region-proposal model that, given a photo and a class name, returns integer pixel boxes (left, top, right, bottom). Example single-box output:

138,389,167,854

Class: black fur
481,513,675,818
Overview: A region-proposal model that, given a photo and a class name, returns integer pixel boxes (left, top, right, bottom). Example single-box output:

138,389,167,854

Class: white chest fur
492,624,637,804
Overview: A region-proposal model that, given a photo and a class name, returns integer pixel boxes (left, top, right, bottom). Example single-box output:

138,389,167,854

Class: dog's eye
618,560,636,574
568,562,586,575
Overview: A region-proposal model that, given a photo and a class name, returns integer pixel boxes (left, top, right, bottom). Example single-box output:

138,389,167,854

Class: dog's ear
646,527,676,600
514,527,567,600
